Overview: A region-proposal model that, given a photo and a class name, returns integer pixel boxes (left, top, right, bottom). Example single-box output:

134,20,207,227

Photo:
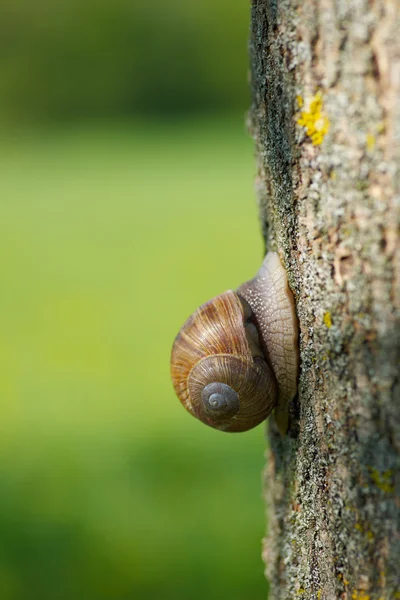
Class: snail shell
170,252,299,433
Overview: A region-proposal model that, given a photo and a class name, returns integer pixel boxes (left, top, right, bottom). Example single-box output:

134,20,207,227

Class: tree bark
249,1,400,598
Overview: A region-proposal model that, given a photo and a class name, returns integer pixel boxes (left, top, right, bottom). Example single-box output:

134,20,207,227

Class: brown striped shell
171,252,299,434
170,290,277,432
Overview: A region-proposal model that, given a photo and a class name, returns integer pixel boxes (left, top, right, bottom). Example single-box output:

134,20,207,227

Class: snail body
170,252,299,433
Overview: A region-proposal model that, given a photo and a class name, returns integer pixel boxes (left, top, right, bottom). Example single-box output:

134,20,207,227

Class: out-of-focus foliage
0,0,249,124
0,2,269,597
0,119,267,599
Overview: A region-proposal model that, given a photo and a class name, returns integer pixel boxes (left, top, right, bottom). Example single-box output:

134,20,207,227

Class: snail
170,252,299,434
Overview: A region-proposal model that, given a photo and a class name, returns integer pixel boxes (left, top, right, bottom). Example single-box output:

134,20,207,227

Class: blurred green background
0,1,269,599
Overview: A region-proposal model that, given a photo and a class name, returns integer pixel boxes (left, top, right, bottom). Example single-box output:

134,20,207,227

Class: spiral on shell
170,252,299,434
170,290,277,432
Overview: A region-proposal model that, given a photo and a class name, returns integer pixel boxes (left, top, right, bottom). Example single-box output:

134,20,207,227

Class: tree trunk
249,1,400,598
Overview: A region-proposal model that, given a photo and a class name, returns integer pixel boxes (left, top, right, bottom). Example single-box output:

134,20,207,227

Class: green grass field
0,117,269,599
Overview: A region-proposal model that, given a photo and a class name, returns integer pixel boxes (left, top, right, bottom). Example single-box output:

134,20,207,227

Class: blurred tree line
0,0,250,124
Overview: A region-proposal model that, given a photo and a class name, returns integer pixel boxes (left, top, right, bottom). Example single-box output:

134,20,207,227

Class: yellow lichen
369,467,394,494
297,91,330,145
296,95,304,108
355,521,375,540
352,591,370,600
317,591,322,599
323,311,332,328
366,133,375,151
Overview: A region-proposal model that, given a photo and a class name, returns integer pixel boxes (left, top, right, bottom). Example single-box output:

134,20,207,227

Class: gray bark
249,1,400,598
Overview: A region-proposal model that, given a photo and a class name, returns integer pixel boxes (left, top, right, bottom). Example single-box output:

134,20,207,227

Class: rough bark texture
249,1,400,598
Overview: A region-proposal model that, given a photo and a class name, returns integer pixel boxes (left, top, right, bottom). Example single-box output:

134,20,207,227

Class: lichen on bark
249,1,400,598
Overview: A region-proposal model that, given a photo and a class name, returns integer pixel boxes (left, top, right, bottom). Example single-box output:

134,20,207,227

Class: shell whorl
201,382,240,417
170,291,277,432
